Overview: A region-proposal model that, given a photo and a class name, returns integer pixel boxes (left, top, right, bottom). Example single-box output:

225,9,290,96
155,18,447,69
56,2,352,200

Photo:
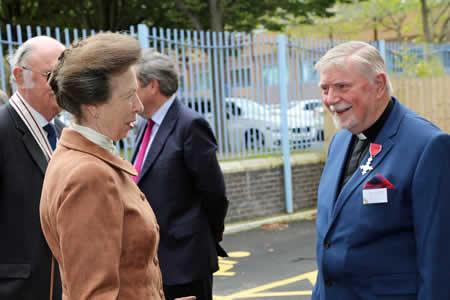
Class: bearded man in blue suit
313,41,450,299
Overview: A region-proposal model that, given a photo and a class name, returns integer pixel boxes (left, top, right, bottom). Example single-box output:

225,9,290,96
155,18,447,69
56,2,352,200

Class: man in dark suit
0,36,64,300
313,41,450,299
133,50,228,300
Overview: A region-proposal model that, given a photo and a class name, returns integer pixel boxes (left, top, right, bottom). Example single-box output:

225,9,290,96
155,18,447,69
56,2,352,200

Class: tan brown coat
40,128,164,300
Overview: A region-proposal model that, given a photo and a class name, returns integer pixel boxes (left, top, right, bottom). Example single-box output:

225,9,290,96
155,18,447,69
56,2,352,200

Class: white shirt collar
356,133,367,140
151,94,176,126
70,122,117,155
26,99,52,127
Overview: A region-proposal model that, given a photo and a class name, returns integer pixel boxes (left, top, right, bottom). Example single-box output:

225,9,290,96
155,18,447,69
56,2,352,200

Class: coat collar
329,97,406,223
59,128,137,176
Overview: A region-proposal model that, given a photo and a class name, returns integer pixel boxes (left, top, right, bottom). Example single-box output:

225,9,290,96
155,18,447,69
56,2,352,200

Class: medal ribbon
369,143,382,158
10,91,53,162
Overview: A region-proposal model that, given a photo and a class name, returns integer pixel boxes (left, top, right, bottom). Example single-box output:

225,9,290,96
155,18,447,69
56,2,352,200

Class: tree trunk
373,18,378,41
420,0,433,43
209,0,224,33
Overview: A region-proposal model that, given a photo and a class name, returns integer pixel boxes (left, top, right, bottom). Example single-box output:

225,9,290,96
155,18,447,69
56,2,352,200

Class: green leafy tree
393,46,445,77
170,0,354,33
419,0,449,43
1,0,354,33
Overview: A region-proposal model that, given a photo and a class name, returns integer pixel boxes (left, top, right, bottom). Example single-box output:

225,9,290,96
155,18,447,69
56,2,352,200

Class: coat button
324,240,331,248
325,279,332,286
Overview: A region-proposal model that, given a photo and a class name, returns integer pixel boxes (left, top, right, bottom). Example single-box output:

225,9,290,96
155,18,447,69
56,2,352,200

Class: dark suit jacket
132,98,228,286
313,98,450,299
0,103,62,300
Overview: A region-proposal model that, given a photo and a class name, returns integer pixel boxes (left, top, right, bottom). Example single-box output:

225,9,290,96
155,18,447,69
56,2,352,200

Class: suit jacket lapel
329,98,405,226
327,132,353,221
7,105,48,174
137,99,179,183
131,120,147,163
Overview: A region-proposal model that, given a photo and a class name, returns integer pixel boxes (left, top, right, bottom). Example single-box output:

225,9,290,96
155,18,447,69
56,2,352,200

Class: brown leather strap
50,256,55,300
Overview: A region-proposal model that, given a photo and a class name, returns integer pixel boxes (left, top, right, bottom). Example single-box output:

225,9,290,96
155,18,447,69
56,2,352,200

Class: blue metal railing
2,23,450,162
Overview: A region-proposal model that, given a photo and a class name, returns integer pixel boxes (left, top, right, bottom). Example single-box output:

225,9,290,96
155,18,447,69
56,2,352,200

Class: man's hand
175,297,196,300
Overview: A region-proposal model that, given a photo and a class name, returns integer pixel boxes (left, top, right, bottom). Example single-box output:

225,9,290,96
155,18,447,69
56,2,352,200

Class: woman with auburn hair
39,32,194,300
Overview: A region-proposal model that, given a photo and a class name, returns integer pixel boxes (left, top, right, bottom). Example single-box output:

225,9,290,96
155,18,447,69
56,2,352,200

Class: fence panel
145,28,327,159
2,24,450,161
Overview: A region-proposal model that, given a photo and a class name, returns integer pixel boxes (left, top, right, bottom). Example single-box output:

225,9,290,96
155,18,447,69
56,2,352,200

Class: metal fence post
277,34,294,214
378,40,386,63
137,24,150,49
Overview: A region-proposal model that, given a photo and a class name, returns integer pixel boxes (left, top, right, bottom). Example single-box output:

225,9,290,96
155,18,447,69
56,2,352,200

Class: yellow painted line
214,270,318,299
228,251,251,258
219,259,239,265
215,263,236,276
215,251,252,277
216,272,235,276
233,291,312,298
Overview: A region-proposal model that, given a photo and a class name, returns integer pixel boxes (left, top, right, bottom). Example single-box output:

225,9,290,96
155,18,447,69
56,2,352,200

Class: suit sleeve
412,133,450,299
184,117,228,240
56,162,124,300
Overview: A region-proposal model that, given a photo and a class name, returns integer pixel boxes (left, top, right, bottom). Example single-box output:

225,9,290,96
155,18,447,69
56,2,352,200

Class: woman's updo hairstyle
49,32,141,120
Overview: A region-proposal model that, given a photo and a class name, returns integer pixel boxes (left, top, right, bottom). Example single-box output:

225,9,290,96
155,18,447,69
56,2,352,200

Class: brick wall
220,152,325,223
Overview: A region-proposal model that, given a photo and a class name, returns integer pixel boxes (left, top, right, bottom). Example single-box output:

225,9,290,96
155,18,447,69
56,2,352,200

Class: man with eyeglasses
0,36,64,300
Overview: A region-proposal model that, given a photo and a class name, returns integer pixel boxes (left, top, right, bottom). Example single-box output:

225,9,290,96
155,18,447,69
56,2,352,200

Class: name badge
363,188,388,204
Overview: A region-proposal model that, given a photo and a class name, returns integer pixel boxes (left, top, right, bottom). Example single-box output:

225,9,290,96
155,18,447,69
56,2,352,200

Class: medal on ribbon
360,143,382,175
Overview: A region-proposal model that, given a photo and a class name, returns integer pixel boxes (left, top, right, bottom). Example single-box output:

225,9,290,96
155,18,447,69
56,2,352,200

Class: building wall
220,152,325,223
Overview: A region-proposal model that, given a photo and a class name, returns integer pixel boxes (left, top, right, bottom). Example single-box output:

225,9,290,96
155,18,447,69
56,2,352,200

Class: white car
224,97,318,149
181,97,319,150
287,99,324,141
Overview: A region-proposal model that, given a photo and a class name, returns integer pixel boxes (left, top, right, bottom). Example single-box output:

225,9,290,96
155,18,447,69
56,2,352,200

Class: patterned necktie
43,123,57,150
132,119,154,183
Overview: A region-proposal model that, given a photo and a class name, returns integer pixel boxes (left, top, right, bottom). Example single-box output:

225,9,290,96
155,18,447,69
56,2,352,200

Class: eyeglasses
21,66,51,81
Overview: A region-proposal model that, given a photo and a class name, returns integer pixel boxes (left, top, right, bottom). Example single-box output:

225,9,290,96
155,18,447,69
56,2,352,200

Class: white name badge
363,188,388,205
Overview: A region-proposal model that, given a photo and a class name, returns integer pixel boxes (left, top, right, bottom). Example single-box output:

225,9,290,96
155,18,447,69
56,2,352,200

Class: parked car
224,97,318,149
287,99,324,141
180,96,319,150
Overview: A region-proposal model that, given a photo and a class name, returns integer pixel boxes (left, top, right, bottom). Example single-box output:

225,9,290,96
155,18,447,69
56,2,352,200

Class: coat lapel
328,98,405,228
326,132,353,222
7,105,48,174
137,99,179,183
131,120,146,163
60,129,138,176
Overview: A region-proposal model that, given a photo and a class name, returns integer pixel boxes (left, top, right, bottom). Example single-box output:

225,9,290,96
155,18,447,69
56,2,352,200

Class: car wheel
245,129,264,150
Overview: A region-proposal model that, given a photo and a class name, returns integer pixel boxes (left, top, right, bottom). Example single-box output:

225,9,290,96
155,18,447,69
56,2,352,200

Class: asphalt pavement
213,216,318,300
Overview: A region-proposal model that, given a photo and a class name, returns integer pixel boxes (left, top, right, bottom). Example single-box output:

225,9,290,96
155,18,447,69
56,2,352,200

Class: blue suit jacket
131,98,228,285
313,98,450,300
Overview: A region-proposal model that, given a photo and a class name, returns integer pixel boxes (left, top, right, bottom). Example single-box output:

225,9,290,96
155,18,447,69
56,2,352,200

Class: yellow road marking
228,251,251,258
215,251,251,277
214,270,318,299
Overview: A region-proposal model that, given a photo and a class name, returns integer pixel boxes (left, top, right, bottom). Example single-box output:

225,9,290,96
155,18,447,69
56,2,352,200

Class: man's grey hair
8,43,35,88
137,49,179,96
315,41,393,96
